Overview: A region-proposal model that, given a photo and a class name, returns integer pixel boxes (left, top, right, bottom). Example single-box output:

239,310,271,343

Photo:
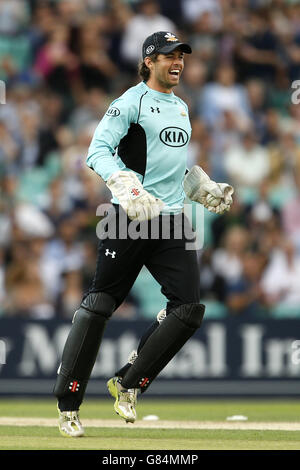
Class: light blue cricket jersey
86,81,191,214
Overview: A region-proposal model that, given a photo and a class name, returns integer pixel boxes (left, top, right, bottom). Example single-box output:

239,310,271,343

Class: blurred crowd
0,0,300,320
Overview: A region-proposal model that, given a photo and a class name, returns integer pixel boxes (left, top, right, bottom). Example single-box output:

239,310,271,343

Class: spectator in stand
185,117,210,170
246,179,279,226
0,0,32,84
80,239,98,293
157,0,183,27
282,103,300,143
210,195,248,249
185,10,221,77
33,23,79,97
4,229,55,319
210,109,247,181
212,225,250,285
245,78,267,142
116,0,176,74
198,247,227,318
267,69,293,117
224,128,271,204
60,123,98,184
226,250,267,319
58,269,84,318
42,177,75,228
260,239,300,318
182,0,223,33
54,0,87,27
75,17,119,93
234,7,279,83
199,62,251,131
0,248,6,315
277,131,300,176
0,0,29,34
5,258,55,318
266,129,300,208
282,170,300,254
0,119,20,175
261,108,282,146
269,4,300,82
177,57,208,117
41,212,85,302
68,88,110,134
18,107,41,171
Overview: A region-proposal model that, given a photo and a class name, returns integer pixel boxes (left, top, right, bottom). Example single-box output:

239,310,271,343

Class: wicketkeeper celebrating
54,31,234,437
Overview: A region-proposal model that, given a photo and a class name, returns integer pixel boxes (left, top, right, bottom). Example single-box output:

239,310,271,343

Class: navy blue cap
142,31,192,59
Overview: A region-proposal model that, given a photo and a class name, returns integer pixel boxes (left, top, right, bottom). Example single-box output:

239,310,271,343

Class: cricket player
54,31,234,437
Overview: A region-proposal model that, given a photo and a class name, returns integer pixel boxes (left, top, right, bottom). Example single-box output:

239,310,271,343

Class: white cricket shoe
107,377,137,423
58,408,84,437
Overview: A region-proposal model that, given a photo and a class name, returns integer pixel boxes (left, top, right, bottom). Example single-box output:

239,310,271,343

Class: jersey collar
142,81,175,100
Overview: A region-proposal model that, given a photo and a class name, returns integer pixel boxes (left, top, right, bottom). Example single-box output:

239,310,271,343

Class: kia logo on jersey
159,127,189,147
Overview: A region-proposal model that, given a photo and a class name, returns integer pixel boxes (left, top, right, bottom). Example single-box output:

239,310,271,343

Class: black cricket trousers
84,204,200,313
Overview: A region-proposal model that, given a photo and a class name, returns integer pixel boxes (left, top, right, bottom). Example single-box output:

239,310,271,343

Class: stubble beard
157,72,178,91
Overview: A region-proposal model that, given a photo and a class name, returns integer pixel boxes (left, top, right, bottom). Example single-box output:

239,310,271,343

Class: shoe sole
58,427,84,438
107,378,135,424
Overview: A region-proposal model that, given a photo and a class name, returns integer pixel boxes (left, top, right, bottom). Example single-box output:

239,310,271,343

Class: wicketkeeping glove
106,171,164,221
184,166,234,214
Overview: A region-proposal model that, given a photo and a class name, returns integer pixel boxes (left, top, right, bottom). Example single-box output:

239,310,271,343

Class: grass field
0,398,300,450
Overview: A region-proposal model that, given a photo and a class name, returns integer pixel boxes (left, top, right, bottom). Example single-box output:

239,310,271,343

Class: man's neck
145,79,174,94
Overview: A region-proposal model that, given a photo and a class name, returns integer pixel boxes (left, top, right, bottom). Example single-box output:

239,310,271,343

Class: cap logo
146,44,155,55
165,33,178,42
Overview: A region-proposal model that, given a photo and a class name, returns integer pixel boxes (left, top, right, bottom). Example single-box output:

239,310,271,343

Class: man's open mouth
169,69,180,77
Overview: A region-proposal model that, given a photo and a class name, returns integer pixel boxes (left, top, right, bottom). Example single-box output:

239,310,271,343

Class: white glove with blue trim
184,166,234,214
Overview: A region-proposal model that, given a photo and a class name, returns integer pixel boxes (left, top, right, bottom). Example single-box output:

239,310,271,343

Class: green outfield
0,398,300,450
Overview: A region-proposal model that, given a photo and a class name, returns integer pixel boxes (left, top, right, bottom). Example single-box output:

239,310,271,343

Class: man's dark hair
138,53,159,81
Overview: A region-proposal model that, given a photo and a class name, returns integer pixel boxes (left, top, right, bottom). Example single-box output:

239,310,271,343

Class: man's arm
86,97,134,182
86,96,164,221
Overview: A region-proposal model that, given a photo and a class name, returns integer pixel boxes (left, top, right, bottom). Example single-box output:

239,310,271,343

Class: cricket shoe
58,407,84,437
107,377,137,423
